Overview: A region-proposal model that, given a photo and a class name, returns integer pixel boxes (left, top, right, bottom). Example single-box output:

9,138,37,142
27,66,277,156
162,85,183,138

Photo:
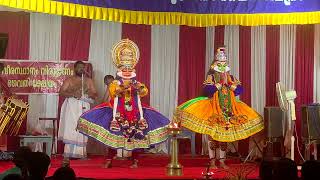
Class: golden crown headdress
112,39,140,70
215,47,227,62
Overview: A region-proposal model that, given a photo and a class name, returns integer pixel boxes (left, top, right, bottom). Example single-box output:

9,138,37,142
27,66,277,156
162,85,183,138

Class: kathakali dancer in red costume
77,39,170,168
173,47,264,169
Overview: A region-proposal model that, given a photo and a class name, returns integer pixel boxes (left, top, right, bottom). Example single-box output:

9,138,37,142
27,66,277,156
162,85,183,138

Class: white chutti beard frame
117,71,137,79
213,65,230,73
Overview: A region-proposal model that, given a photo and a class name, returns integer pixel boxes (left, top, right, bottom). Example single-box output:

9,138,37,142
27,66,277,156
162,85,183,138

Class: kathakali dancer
77,39,170,168
173,47,264,169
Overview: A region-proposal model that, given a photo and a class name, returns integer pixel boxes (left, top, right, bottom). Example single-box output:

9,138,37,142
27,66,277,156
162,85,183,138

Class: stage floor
0,154,260,179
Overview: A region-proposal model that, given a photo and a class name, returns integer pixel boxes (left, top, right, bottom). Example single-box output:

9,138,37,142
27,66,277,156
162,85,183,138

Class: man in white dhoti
58,61,97,166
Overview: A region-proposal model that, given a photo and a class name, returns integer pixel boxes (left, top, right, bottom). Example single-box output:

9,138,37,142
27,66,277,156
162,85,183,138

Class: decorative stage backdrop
0,11,319,158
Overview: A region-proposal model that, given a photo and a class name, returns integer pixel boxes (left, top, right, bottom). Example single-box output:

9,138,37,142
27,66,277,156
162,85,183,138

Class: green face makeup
217,63,227,72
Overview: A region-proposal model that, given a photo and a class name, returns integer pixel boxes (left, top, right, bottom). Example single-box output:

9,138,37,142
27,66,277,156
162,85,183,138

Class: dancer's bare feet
219,161,229,169
62,157,70,167
129,159,138,168
103,159,112,168
210,159,218,169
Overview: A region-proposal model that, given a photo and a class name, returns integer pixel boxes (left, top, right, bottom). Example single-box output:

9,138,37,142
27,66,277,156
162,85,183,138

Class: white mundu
58,97,89,158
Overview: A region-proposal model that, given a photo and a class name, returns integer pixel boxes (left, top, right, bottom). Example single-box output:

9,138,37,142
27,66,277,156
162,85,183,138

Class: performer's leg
129,150,138,168
80,146,88,160
208,140,218,169
114,149,125,159
62,145,70,167
103,148,114,168
219,142,228,169
208,141,215,159
62,157,70,167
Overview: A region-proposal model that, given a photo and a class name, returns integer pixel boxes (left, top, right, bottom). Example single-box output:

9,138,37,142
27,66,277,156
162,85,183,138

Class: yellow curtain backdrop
1,0,320,27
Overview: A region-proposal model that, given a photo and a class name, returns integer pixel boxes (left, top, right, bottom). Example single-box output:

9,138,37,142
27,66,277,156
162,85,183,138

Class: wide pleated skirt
174,92,264,142
77,102,170,151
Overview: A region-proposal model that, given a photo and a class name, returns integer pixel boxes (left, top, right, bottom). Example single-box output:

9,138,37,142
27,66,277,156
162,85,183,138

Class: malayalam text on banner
0,61,92,94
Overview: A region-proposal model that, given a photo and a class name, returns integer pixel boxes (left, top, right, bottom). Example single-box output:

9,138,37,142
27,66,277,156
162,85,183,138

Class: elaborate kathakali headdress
112,39,140,78
210,46,230,73
112,39,140,70
215,47,227,62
